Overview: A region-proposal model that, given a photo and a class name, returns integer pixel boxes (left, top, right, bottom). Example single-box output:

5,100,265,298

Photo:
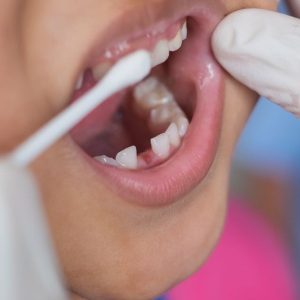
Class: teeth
175,116,189,137
87,20,189,93
134,77,173,106
166,123,181,147
134,77,159,100
134,79,174,117
133,76,190,136
115,146,138,169
92,62,111,81
151,40,170,67
168,31,183,52
95,146,138,170
151,133,170,159
91,21,190,170
75,74,84,90
181,22,188,40
149,102,182,132
150,21,187,67
85,19,188,94
95,155,120,167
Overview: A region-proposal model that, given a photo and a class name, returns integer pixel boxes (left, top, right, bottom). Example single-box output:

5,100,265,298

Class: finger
212,8,300,116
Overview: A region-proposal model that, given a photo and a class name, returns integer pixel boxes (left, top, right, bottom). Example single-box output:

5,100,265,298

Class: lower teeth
94,76,190,170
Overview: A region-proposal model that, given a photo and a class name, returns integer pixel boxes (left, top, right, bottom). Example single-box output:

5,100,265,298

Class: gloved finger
288,0,300,17
212,8,300,117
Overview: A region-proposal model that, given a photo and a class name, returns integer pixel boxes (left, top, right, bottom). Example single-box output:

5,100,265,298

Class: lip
71,1,226,206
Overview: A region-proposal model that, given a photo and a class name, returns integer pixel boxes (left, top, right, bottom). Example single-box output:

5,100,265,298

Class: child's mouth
72,21,190,169
69,3,225,206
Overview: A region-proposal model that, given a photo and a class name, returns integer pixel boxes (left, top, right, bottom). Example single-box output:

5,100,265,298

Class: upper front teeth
151,21,187,67
151,40,170,67
169,31,183,52
181,22,188,40
78,21,188,87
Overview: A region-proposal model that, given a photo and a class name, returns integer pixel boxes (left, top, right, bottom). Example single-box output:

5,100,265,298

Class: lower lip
76,14,225,207
86,74,223,206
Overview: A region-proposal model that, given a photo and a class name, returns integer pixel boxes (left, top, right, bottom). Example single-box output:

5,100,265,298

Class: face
0,0,277,299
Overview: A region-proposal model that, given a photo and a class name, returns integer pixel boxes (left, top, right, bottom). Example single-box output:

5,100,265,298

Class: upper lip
76,0,225,81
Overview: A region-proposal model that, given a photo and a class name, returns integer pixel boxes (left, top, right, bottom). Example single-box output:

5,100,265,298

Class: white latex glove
0,160,67,300
212,8,300,117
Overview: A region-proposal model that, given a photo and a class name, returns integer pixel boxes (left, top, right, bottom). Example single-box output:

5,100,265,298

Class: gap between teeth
75,21,188,89
94,77,190,170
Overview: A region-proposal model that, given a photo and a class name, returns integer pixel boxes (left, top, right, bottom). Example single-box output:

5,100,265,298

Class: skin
0,0,277,299
288,0,300,16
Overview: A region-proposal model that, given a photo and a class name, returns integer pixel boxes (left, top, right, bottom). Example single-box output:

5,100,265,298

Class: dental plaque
72,21,190,171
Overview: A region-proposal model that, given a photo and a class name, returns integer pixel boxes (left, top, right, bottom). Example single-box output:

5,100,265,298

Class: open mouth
70,4,225,206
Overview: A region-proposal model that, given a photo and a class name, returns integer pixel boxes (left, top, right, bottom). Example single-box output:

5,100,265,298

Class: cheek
222,75,258,155
224,0,278,11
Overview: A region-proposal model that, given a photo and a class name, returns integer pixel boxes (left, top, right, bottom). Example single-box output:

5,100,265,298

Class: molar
134,77,174,116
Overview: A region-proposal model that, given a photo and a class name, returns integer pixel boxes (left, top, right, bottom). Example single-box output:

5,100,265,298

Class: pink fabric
168,200,297,300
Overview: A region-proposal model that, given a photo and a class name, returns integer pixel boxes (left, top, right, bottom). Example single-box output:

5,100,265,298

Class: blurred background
157,1,300,299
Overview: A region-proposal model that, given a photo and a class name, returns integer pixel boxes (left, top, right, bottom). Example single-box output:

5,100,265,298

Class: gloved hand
0,160,67,300
212,8,300,117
